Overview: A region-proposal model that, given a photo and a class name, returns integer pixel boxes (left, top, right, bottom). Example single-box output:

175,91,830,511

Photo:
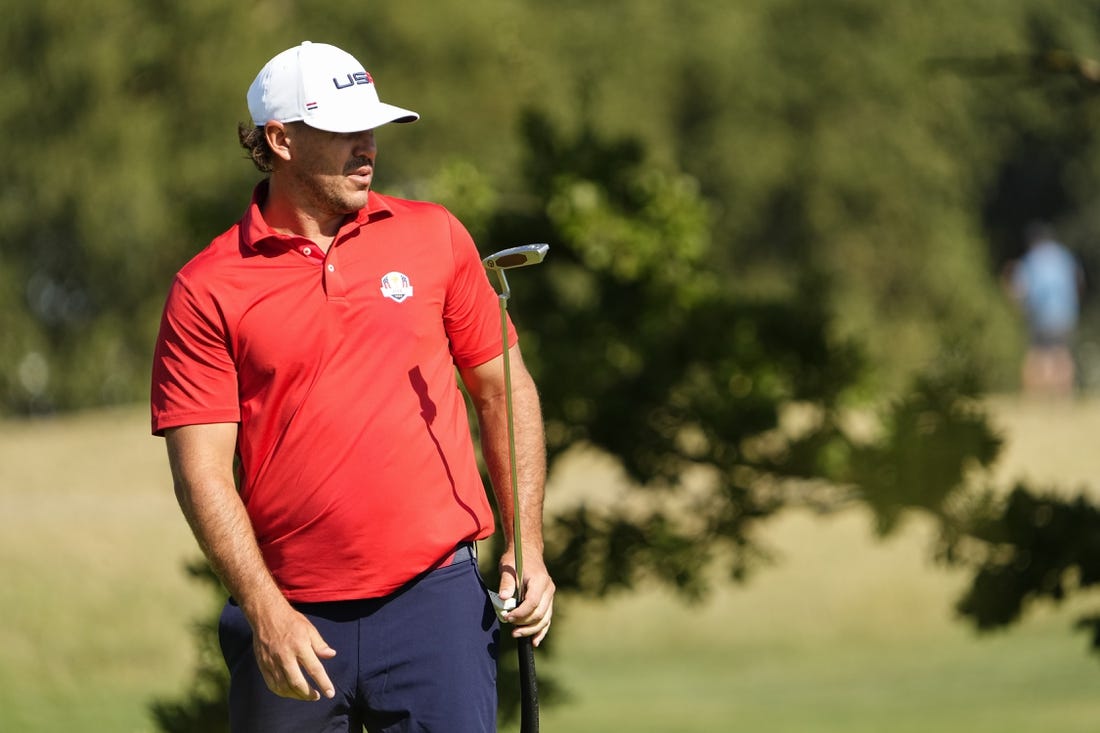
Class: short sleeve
150,274,242,435
442,213,518,368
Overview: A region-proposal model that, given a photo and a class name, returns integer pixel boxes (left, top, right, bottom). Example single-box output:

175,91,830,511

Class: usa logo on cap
380,271,414,302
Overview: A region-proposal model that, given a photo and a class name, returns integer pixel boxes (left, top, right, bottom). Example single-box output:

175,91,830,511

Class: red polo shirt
151,183,515,601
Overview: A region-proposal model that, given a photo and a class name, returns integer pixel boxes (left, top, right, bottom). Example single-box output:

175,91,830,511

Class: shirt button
302,247,312,256
327,264,335,272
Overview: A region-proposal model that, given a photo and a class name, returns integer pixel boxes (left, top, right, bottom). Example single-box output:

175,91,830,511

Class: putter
482,243,548,733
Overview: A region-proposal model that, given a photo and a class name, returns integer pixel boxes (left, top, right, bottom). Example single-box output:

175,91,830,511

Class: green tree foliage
1,1,270,411
955,487,1100,633
10,0,1100,411
847,367,1004,535
486,111,866,596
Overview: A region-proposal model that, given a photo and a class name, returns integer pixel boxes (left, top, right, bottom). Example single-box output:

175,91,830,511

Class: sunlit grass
519,511,1100,733
2,398,1099,732
0,408,205,733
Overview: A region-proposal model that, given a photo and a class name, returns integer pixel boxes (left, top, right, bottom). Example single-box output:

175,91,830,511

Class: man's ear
264,121,293,163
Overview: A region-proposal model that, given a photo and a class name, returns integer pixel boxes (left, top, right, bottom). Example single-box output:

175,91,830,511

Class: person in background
1007,221,1085,398
150,41,554,732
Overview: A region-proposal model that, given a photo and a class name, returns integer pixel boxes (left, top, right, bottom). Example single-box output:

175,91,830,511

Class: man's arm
164,422,336,700
460,345,555,645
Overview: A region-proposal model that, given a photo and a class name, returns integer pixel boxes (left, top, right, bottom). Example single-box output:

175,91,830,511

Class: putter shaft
482,243,548,733
499,290,524,602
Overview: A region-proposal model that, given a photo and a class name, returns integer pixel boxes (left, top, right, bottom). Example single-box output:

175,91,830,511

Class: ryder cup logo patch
380,271,414,302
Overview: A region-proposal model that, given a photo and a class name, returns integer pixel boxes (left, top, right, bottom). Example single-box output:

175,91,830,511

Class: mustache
343,156,374,174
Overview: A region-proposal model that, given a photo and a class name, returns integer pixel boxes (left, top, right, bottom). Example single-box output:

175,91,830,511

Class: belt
444,542,476,567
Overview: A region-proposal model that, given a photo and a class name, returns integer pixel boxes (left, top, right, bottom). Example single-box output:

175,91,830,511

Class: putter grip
518,636,539,732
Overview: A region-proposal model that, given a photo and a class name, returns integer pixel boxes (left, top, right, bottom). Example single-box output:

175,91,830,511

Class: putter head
482,243,549,270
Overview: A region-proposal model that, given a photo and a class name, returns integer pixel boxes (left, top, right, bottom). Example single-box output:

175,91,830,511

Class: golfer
150,41,554,732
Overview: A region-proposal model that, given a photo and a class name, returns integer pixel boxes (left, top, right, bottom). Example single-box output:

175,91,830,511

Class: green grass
2,398,1100,732
523,512,1100,732
0,407,206,733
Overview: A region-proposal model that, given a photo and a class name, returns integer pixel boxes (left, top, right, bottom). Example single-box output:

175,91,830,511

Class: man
150,41,554,732
1009,221,1085,397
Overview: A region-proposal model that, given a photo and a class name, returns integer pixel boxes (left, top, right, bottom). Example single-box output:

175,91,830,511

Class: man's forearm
478,370,548,553
165,424,337,701
174,475,286,615
462,347,555,641
166,424,285,618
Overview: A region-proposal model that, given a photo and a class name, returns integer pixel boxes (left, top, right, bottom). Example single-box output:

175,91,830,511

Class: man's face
281,123,378,216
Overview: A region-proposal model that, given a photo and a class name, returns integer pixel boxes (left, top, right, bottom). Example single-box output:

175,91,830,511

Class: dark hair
1025,220,1056,247
238,122,275,172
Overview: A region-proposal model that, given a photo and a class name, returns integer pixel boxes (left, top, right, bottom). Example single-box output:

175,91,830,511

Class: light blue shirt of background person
1013,238,1081,339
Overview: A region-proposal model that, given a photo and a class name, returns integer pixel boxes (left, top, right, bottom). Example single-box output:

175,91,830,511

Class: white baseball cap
247,41,419,133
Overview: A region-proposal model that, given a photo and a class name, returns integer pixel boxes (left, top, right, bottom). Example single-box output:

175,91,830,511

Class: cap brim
304,102,420,133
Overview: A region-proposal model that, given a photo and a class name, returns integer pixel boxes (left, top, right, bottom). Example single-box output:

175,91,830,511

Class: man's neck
262,178,350,253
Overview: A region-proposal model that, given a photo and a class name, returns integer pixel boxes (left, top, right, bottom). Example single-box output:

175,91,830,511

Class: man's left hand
497,553,555,647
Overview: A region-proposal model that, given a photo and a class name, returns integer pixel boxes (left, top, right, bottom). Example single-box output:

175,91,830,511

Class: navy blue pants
218,546,500,732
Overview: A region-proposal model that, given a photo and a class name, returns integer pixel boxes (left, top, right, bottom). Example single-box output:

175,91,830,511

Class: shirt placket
296,242,348,301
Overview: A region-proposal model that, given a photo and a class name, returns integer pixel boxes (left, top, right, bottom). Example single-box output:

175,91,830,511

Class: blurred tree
954,486,1100,632
11,0,1100,411
0,1,270,411
484,110,866,597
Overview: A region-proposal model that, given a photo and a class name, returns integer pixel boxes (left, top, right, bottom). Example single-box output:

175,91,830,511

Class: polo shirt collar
240,180,395,252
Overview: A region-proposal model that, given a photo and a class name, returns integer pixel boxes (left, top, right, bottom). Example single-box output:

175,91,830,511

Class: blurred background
3,1,1100,731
